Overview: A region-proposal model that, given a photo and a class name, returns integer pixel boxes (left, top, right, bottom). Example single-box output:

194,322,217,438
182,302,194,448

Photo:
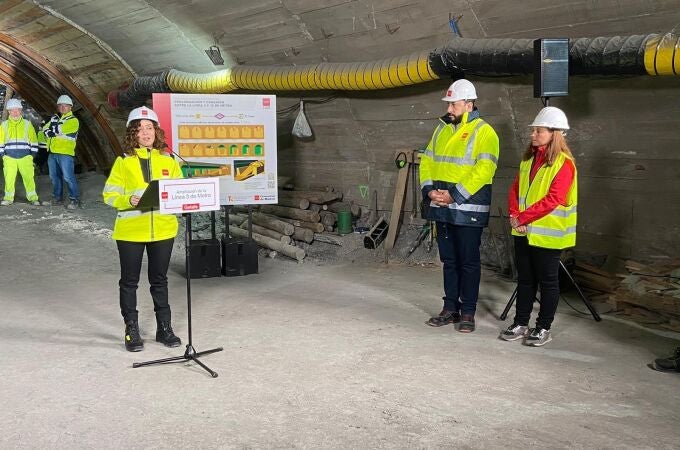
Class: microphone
159,145,193,178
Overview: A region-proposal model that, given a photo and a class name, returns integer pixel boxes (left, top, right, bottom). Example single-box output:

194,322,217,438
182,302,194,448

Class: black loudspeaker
533,38,569,98
221,239,258,277
188,239,222,279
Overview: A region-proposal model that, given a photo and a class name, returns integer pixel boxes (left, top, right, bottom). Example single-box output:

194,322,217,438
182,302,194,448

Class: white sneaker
0,200,13,206
524,328,553,347
31,200,42,206
499,323,529,341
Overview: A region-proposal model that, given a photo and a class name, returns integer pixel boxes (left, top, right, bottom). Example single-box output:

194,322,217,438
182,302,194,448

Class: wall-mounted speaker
534,38,569,98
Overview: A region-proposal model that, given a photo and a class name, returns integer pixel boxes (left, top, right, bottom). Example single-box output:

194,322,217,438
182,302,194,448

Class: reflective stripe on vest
420,178,433,189
423,120,487,167
430,202,491,212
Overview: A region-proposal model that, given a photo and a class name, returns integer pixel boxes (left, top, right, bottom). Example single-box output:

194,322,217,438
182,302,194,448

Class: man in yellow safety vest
0,98,41,206
40,94,80,209
420,79,500,333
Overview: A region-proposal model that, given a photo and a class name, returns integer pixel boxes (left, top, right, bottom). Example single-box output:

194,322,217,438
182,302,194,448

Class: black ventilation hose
428,35,655,77
113,71,171,108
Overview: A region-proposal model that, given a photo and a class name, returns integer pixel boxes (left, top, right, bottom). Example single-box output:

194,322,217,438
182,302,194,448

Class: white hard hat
529,106,570,130
6,98,23,110
126,106,159,127
442,79,477,102
57,95,73,106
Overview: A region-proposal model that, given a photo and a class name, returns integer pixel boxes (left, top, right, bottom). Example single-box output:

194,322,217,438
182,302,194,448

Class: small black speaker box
221,239,258,277
188,238,222,279
534,38,569,98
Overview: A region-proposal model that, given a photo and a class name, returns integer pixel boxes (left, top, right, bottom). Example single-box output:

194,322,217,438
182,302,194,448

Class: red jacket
508,146,575,226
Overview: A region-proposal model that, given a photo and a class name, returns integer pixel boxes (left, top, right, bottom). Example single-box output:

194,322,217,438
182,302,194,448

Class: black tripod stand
133,213,223,377
499,260,602,322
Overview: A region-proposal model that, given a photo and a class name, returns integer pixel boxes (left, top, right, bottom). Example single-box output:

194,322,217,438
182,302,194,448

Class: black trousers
436,222,483,315
117,238,174,324
513,236,562,330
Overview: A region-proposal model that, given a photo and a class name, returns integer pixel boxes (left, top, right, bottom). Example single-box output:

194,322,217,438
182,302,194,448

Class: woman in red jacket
501,107,577,346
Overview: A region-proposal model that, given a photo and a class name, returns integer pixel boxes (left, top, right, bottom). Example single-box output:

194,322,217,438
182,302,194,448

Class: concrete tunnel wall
277,75,680,262
0,0,679,262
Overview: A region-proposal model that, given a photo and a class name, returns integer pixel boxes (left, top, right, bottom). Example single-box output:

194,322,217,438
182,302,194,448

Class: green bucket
336,210,353,234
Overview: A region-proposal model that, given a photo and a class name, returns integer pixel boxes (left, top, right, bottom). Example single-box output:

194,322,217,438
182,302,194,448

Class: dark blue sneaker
427,309,461,327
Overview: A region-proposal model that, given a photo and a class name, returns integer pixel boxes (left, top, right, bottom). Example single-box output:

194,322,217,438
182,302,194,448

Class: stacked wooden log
572,261,621,294
228,188,361,262
607,259,680,332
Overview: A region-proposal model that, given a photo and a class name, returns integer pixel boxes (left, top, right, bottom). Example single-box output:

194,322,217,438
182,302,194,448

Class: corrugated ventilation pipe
109,32,679,107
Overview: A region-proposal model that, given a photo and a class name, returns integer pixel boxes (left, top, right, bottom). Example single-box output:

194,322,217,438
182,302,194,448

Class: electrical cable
394,151,408,169
276,94,339,115
560,294,591,316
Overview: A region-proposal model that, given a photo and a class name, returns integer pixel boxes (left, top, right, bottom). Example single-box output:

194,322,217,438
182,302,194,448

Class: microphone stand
133,146,223,377
163,145,194,178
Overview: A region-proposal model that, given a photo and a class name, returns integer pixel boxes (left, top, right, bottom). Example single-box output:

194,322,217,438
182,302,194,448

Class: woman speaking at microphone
501,106,577,347
103,106,184,352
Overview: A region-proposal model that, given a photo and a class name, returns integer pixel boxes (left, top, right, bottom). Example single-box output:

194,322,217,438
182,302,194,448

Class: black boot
156,321,181,347
653,347,680,372
124,320,144,352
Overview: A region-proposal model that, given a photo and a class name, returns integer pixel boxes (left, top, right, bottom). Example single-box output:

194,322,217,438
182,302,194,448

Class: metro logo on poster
262,98,270,108
254,195,260,200
161,191,168,200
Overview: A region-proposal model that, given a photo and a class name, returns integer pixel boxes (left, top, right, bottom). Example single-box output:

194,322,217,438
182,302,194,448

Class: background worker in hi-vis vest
41,95,80,209
0,98,41,206
501,106,577,347
421,79,500,333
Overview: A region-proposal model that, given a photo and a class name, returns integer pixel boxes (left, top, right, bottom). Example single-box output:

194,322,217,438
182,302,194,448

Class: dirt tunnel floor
0,173,678,448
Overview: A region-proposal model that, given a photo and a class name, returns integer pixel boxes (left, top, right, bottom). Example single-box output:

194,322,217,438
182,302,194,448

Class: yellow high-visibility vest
40,111,79,156
0,118,38,158
512,151,577,249
419,110,499,226
102,148,183,242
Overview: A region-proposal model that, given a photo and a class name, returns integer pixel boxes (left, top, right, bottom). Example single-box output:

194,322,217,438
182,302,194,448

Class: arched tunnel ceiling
1,0,680,169
34,0,220,74
0,0,133,168
33,0,680,71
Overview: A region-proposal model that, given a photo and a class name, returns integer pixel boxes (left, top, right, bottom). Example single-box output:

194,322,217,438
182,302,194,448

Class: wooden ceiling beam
0,33,122,164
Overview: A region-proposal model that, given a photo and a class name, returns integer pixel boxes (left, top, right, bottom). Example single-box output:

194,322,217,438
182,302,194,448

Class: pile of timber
229,188,359,262
607,259,680,332
572,261,621,294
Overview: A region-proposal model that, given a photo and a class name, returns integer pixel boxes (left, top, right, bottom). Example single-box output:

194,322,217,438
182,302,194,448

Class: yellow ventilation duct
166,50,437,93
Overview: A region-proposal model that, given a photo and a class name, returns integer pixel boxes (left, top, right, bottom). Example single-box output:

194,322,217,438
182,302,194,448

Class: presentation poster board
153,93,277,205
